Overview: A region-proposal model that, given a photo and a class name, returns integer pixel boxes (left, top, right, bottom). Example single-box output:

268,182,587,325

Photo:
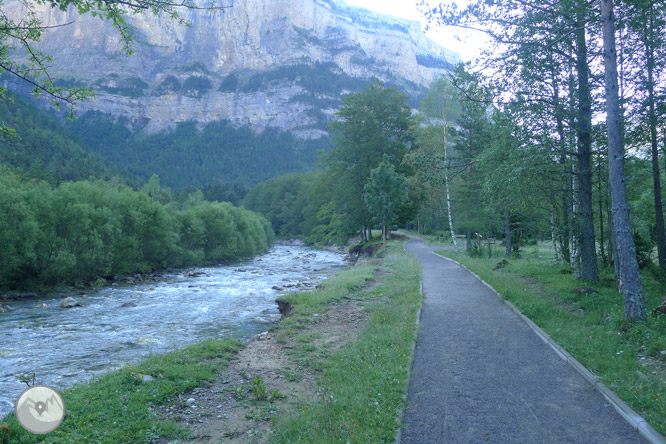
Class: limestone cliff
6,0,458,135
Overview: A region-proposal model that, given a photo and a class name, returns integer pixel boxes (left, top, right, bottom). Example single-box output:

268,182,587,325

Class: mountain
5,0,457,138
0,92,129,183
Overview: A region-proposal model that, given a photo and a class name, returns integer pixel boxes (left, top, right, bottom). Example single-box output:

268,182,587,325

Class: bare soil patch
159,296,369,443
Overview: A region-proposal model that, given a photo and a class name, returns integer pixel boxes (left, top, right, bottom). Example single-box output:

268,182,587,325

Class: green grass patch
271,242,422,443
3,339,242,443
436,245,666,436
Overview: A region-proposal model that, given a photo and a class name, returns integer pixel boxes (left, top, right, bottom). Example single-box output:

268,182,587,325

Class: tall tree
600,0,647,320
327,80,414,240
417,76,462,250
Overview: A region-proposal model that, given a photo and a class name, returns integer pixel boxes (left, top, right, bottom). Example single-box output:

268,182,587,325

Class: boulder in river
120,301,137,308
35,303,49,309
60,297,82,309
187,271,206,278
271,286,284,291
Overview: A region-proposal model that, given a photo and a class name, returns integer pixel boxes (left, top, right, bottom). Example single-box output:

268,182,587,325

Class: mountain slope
0,93,127,183
6,0,457,136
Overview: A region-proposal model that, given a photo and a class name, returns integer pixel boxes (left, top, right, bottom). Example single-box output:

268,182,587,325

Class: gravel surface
400,235,646,444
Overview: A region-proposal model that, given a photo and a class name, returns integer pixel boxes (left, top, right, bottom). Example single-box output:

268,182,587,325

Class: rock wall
6,0,458,134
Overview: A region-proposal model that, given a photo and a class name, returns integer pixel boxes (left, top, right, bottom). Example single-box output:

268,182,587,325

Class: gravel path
400,234,647,444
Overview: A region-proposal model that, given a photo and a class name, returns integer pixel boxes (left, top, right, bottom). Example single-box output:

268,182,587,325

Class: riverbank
2,239,421,443
436,245,666,437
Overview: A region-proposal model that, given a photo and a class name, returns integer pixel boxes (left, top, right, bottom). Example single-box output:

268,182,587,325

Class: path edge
393,240,424,444
433,252,666,444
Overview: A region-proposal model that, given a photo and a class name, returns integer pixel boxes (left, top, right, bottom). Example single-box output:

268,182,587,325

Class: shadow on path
399,233,646,444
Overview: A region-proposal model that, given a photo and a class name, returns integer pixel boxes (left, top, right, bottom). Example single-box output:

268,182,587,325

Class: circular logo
14,385,66,434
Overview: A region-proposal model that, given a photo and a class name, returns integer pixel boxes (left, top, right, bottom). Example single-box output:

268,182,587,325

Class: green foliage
241,62,366,96
243,171,354,245
0,171,273,290
0,93,121,183
96,76,149,97
327,80,415,234
66,113,331,188
182,75,212,97
364,155,408,231
155,75,181,95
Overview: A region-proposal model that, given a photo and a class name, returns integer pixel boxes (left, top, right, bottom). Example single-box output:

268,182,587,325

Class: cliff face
7,0,457,135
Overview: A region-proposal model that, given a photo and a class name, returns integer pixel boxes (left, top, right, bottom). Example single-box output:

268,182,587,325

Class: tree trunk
645,33,666,266
575,16,599,282
505,209,512,258
553,71,571,263
601,0,646,321
444,137,458,253
466,228,472,252
597,158,607,266
571,162,581,279
551,201,560,265
382,221,386,250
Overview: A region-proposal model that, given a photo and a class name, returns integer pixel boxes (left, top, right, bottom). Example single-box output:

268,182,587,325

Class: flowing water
0,245,346,418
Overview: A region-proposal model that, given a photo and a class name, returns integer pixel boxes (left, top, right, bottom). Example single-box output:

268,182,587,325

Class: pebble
187,398,196,404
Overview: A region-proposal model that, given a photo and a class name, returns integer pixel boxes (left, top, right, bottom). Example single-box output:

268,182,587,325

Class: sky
344,0,488,61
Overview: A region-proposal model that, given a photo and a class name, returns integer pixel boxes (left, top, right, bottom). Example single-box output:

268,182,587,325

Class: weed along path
400,234,647,444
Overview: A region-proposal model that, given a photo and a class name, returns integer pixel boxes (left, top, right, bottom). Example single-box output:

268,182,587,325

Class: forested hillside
0,93,123,184
65,112,331,188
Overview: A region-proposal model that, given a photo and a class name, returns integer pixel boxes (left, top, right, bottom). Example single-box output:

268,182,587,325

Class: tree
364,155,408,249
327,80,414,241
421,0,600,281
417,76,462,251
600,0,647,321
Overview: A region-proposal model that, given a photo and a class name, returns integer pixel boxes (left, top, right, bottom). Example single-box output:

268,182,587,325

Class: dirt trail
159,295,369,443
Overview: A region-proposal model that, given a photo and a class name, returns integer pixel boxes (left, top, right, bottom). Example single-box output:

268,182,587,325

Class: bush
0,172,273,290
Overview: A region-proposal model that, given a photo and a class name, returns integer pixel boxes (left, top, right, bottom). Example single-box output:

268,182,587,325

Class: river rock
35,303,49,309
276,299,292,317
187,271,206,278
120,301,137,308
61,297,82,308
271,286,284,291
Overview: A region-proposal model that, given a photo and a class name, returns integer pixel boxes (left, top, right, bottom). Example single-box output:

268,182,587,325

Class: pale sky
345,0,488,61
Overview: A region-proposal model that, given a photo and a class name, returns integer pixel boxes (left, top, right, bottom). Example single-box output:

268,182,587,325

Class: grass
2,239,422,443
436,243,666,436
271,241,422,443
3,339,242,443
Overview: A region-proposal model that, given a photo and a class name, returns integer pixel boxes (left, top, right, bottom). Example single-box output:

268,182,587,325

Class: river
0,245,346,418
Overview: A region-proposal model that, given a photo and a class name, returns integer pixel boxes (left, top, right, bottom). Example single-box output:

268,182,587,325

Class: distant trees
0,170,273,290
66,115,328,189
